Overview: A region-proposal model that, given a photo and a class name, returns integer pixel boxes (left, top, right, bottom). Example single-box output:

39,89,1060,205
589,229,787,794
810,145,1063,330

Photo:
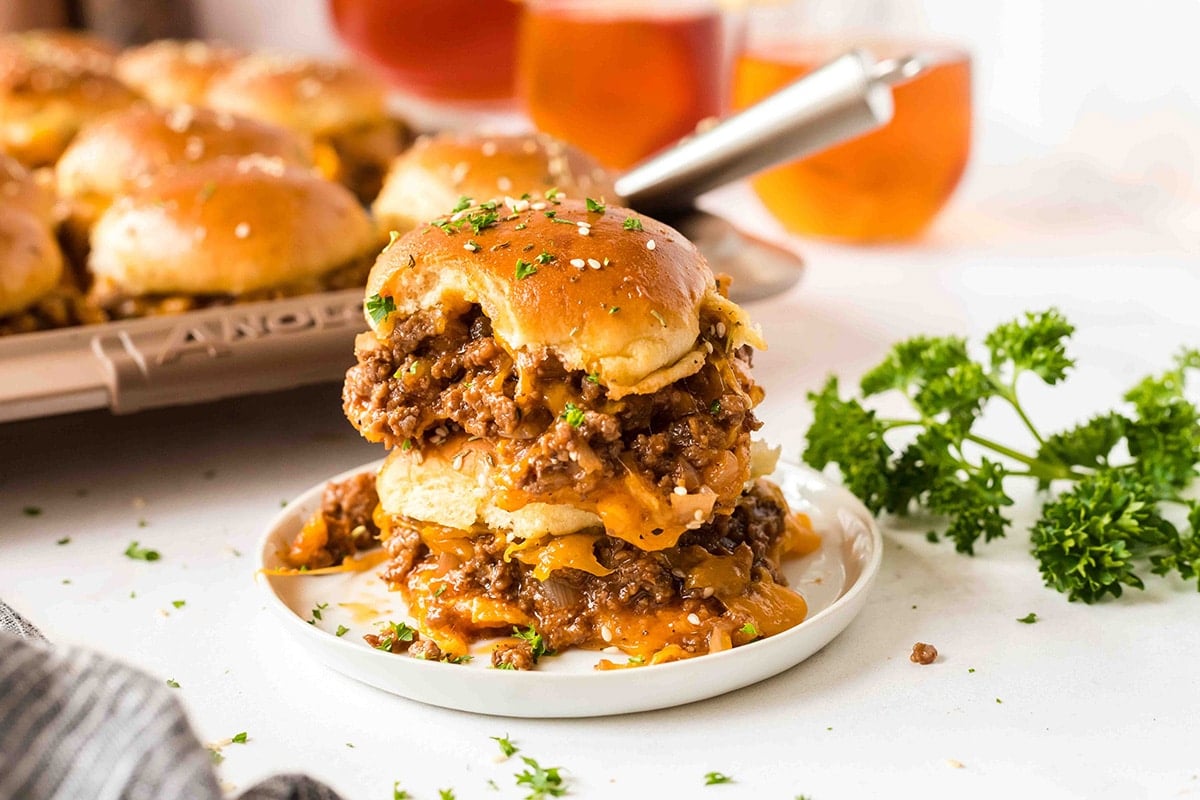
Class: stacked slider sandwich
291,194,820,669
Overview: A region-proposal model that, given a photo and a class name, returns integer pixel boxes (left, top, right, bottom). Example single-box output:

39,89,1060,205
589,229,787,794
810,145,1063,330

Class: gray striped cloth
0,601,344,800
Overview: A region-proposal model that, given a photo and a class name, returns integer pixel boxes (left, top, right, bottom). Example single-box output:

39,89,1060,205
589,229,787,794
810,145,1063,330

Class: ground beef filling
382,480,796,661
286,471,380,569
343,304,762,500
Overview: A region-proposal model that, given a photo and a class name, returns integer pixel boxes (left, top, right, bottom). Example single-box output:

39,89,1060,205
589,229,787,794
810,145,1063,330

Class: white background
4,2,1200,799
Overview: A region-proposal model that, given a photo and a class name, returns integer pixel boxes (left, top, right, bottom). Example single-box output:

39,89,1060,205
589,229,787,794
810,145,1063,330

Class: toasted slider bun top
0,208,63,316
366,198,762,394
0,49,141,167
115,40,244,107
89,155,376,297
205,55,387,137
0,29,119,73
57,105,315,208
372,133,615,233
0,152,54,225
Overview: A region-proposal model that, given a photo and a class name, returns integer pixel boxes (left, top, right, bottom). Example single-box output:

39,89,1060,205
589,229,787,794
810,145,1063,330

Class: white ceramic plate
257,460,882,718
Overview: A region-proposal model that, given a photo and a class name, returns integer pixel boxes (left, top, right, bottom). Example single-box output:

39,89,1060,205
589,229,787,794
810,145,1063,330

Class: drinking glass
328,0,523,104
731,0,972,241
517,0,733,169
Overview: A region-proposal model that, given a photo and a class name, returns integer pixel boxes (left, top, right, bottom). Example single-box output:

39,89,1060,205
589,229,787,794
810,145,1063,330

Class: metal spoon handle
614,49,922,213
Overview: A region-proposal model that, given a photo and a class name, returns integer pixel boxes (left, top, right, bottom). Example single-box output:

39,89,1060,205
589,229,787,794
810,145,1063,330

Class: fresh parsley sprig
804,308,1200,603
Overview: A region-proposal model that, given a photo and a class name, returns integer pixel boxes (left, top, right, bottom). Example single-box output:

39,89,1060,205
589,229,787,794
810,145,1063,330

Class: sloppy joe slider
0,207,64,328
299,197,820,666
0,47,140,167
0,151,53,225
372,132,614,234
56,104,316,250
114,39,244,107
205,55,406,201
87,155,377,318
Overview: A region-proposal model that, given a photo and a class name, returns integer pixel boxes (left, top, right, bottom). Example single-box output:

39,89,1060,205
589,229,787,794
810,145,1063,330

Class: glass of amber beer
732,1,972,242
517,0,733,170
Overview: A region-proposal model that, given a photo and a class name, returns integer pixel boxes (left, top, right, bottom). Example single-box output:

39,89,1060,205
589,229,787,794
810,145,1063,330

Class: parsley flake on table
492,734,519,758
393,782,411,799
166,678,180,688
231,732,248,744
22,506,41,517
1016,612,1039,624
803,309,1200,603
514,756,567,799
704,772,734,785
124,541,160,561
439,790,456,800
56,537,70,545
172,600,186,609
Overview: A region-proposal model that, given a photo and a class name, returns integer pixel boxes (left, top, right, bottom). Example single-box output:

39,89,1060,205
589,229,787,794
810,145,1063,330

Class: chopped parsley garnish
535,251,555,264
650,309,667,328
739,622,758,637
704,772,734,785
585,197,606,214
1016,612,1039,624
710,399,722,415
515,223,527,230
374,621,416,651
514,756,567,799
335,625,349,637
495,661,516,670
585,373,600,384
401,438,413,451
393,782,411,799
544,187,560,200
382,229,401,253
465,239,481,252
365,293,396,324
166,678,180,688
433,584,447,597
466,210,499,234
513,626,552,662
452,195,474,213
56,537,70,545
627,655,645,665
443,654,472,664
172,600,186,609
492,735,518,757
561,403,585,428
311,602,328,621
515,259,538,280
623,216,643,231
22,506,41,517
439,790,456,800
609,306,620,315
124,541,160,561
231,731,248,744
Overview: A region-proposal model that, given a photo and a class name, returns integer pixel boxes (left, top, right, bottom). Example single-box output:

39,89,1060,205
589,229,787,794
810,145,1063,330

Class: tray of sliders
2,29,902,423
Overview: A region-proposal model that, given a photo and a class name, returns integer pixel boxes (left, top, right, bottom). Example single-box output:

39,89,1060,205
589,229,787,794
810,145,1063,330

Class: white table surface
3,171,1198,800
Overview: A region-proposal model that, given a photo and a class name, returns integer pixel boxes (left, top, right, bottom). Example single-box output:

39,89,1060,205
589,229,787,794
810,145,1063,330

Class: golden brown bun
0,49,141,167
373,133,615,233
0,207,63,316
57,105,315,214
378,435,602,537
0,152,54,225
0,29,118,73
366,198,742,393
204,55,387,137
89,155,377,297
114,40,244,107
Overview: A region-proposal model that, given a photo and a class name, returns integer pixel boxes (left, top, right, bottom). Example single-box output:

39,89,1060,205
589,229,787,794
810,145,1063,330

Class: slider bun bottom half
377,439,601,543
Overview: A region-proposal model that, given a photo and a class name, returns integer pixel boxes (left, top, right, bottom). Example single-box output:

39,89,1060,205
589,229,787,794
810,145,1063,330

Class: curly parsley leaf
365,293,395,324
805,308,1199,603
514,756,567,799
